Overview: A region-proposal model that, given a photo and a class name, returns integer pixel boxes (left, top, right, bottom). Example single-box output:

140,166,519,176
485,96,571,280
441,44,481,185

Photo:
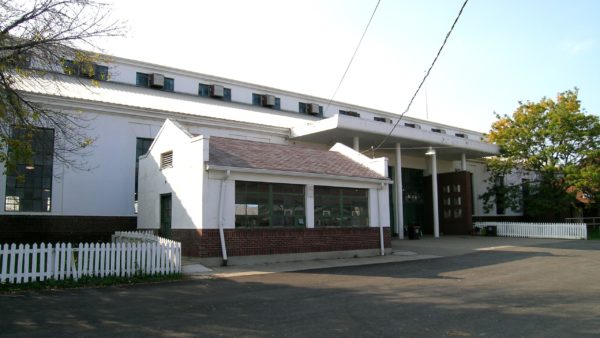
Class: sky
99,0,600,133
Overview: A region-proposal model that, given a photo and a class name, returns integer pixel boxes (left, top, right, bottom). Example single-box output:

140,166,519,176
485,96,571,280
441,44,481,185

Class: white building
1,54,518,257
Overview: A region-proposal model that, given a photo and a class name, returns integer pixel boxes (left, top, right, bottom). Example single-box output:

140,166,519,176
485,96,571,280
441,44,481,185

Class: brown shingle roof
208,137,386,180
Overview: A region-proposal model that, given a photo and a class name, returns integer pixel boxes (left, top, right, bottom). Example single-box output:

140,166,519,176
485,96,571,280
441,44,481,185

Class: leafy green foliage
482,89,600,220
0,0,123,172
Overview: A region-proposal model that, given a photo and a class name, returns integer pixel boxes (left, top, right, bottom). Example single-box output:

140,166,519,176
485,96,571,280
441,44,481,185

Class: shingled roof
208,137,387,180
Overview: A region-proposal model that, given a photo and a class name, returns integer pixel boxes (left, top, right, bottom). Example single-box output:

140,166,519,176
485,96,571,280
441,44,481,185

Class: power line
323,0,381,115
370,0,469,153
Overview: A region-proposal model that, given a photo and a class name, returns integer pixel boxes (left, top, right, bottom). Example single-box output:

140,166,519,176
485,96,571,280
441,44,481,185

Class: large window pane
135,137,154,204
235,181,305,227
5,128,54,212
315,186,368,227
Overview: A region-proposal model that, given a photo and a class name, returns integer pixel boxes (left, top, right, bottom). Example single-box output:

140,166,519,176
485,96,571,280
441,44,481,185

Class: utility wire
323,0,381,115
369,0,469,153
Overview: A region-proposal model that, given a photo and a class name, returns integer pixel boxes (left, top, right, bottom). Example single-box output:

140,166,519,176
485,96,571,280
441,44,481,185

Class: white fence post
1,231,181,284
474,221,587,240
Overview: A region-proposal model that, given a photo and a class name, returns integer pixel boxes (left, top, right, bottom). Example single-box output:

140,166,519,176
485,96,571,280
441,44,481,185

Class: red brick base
171,227,392,257
0,215,137,244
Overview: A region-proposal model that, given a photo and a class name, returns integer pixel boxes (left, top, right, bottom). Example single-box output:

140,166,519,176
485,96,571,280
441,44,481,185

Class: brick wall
0,215,137,244
171,227,392,257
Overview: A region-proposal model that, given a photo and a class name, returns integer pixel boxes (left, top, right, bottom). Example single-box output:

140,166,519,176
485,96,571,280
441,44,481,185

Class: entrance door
160,193,172,238
402,168,425,232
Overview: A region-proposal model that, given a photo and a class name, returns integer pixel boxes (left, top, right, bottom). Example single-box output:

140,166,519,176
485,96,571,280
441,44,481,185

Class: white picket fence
0,239,181,284
474,222,587,240
112,230,177,245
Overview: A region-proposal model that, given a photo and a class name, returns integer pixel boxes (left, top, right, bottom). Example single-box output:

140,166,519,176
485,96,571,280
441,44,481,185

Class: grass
588,226,600,240
0,273,183,293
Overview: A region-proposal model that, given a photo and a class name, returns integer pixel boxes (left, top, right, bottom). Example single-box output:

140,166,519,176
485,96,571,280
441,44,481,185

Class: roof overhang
206,165,392,184
290,115,499,160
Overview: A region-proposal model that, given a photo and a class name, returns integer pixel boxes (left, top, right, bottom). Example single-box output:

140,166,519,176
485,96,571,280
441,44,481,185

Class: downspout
217,170,230,266
377,182,385,256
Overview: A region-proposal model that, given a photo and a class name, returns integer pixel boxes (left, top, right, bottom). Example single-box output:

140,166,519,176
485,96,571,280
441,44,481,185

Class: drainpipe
217,170,230,266
377,182,385,256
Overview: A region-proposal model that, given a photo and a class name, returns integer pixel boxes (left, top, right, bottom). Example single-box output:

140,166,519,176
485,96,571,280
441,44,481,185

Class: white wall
137,120,207,230
0,112,163,217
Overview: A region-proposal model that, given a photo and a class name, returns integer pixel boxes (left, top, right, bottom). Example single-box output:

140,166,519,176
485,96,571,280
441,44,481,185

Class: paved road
2,240,600,337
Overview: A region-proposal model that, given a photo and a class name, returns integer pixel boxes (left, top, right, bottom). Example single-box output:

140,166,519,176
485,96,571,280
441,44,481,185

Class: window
198,83,232,101
455,133,467,138
339,110,360,118
5,128,54,212
136,72,174,92
135,138,154,203
299,102,323,116
160,151,173,169
495,176,505,215
235,181,305,227
404,123,421,129
62,60,109,81
314,186,368,227
374,117,391,123
431,128,446,134
252,93,281,110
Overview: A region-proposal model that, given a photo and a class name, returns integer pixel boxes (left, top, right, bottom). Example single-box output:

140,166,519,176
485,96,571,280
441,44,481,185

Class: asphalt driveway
2,238,600,337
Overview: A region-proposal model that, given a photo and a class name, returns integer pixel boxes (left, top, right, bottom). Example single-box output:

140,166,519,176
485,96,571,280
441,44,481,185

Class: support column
461,153,467,171
395,143,404,239
431,150,440,238
353,136,359,152
306,184,314,228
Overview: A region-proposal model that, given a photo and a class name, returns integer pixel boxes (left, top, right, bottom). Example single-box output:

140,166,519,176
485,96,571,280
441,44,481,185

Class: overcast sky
100,0,600,133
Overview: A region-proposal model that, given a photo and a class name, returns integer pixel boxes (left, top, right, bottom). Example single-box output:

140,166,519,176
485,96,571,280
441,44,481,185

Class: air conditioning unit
150,73,165,88
308,103,320,115
211,85,224,97
263,94,276,107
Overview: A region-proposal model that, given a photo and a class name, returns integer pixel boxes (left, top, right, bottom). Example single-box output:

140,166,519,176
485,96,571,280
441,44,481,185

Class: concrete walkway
182,235,571,278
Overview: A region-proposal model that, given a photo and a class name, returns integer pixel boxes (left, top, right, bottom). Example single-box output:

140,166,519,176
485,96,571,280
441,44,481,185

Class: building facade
1,54,517,256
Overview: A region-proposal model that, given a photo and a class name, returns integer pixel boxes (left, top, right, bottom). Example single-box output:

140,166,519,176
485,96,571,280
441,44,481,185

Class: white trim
205,165,392,184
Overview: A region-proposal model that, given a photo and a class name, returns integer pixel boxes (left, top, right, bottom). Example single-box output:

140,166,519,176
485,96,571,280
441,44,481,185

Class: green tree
482,89,600,220
0,0,123,172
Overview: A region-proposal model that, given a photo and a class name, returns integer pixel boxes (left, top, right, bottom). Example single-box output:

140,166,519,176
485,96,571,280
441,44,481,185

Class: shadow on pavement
294,250,557,279
1,249,599,337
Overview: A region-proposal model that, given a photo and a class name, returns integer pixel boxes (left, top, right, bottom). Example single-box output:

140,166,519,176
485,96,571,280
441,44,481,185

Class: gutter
377,182,385,256
217,169,231,266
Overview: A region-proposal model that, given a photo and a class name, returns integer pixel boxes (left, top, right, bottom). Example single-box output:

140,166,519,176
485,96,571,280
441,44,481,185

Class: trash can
408,225,422,240
486,225,497,236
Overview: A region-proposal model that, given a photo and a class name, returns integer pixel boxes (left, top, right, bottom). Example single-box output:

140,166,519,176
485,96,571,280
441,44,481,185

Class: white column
461,153,467,171
431,151,440,238
353,136,359,152
395,143,404,239
306,184,314,228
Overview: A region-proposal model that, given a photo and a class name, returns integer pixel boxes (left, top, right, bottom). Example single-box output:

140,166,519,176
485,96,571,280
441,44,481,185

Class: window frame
314,186,369,227
235,181,305,228
4,127,55,212
136,72,174,92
